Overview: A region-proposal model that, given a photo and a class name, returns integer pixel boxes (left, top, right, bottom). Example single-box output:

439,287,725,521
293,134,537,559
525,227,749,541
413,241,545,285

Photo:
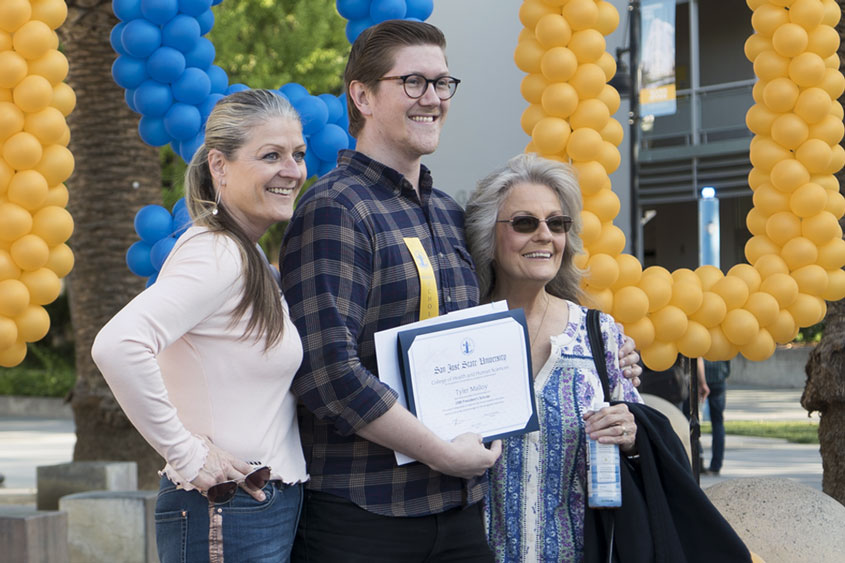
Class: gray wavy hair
465,153,586,303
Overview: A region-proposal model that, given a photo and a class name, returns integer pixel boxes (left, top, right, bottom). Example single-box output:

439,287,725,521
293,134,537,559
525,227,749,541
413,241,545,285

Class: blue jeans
707,379,727,472
155,475,303,563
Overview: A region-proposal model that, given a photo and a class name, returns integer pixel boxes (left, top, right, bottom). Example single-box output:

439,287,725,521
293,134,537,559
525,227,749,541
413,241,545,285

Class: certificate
397,309,539,443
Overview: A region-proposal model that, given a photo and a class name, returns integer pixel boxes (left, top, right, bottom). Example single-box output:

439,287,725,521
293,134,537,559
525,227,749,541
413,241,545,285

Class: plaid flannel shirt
281,150,484,516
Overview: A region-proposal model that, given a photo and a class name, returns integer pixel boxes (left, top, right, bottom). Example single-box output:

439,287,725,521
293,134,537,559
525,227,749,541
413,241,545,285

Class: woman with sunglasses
92,89,308,562
465,153,642,562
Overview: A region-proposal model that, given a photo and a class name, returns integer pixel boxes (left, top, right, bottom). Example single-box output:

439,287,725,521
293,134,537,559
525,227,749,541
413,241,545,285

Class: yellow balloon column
0,0,75,367
515,0,845,370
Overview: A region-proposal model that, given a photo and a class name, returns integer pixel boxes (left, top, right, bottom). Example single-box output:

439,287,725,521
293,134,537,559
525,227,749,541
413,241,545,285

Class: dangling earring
212,183,223,216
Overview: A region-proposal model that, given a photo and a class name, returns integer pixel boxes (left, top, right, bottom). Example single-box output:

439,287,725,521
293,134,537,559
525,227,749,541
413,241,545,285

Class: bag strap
586,309,611,402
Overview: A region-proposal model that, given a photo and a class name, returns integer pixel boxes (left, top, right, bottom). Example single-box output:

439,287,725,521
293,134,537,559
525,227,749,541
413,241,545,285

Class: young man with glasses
281,19,641,561
281,20,500,561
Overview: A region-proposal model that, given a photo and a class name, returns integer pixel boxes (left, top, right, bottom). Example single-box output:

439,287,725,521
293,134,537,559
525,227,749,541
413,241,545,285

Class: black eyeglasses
202,466,271,504
377,73,461,100
497,215,573,234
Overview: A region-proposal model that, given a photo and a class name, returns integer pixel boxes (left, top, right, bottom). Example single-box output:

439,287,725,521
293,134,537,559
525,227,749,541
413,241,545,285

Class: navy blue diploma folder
396,308,539,443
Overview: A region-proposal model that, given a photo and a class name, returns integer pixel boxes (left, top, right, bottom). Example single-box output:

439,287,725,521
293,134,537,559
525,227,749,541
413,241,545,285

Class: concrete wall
729,346,812,389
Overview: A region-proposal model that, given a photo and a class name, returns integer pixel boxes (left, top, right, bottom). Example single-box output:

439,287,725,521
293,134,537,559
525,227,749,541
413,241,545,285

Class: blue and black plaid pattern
281,151,484,517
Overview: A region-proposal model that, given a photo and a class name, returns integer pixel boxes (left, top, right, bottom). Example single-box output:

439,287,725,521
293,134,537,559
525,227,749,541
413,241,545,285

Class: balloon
0,279,30,317
112,55,149,90
0,101,25,142
45,243,73,278
19,267,60,305
44,184,69,208
535,14,572,49
669,280,703,315
12,20,54,60
0,0,32,33
146,47,186,84
772,22,809,57
207,65,228,94
788,52,826,87
566,128,603,162
196,9,214,35
651,305,688,342
138,116,171,146
318,93,344,124
310,123,349,162
0,248,21,280
164,102,201,141
541,82,579,118
749,136,791,171
141,0,179,25
570,63,606,99
722,308,759,346
745,104,777,135
789,0,825,29
794,87,832,124
740,328,775,361
345,17,374,44
370,0,406,22
295,95,329,136
47,83,75,118
172,68,211,105
744,291,780,328
591,223,626,255
0,202,32,242
595,1,620,35
752,183,789,215
30,0,68,29
770,159,810,193
23,106,67,145
760,272,799,307
569,99,610,131
34,144,74,186
678,321,711,358
113,0,143,21
695,265,723,291
623,316,655,349
765,211,801,245
532,117,571,155
31,206,73,246
746,207,767,236
641,340,678,371
611,254,643,290
690,291,727,328
184,37,214,69
135,204,173,243
781,236,818,269
150,236,178,270
178,0,212,17
586,252,619,289
788,293,825,326
539,46,577,82
0,339,27,368
10,234,49,272
521,104,546,136
611,286,649,324
790,264,828,296
7,170,48,210
753,50,789,81
0,316,16,349
770,113,808,149
122,18,162,59
572,160,610,196
727,263,762,293
762,77,799,112
406,0,434,20
134,80,174,118
563,0,599,31
584,285,613,313
569,29,605,63
521,74,548,105
745,235,780,265
751,4,789,36
162,14,201,53
808,114,844,145
336,0,370,20
13,75,54,113
0,51,27,89
126,240,156,277
711,275,749,310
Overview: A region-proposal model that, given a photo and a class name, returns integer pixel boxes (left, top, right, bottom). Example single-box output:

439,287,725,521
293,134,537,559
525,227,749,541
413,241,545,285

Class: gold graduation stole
403,237,439,320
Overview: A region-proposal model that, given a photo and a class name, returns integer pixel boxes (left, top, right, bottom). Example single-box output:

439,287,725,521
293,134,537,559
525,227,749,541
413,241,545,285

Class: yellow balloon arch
516,0,845,369
0,0,75,367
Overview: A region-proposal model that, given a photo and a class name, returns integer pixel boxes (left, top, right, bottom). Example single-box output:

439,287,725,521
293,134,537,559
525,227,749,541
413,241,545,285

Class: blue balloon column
126,198,192,287
119,0,434,282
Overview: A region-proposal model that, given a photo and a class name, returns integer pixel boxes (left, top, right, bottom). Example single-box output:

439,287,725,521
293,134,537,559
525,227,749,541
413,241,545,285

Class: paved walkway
0,386,827,502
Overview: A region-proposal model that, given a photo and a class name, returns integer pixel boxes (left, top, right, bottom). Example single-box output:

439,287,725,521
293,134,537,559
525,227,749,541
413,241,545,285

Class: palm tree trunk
59,0,164,488
801,0,845,507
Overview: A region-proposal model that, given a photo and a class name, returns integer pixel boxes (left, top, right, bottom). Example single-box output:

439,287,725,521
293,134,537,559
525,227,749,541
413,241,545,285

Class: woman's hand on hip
190,437,267,502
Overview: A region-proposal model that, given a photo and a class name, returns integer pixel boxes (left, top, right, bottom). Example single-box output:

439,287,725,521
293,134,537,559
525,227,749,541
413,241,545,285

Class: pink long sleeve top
92,226,307,488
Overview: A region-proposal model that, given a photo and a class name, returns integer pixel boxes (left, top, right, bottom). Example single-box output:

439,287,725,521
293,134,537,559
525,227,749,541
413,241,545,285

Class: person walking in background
698,358,730,475
92,89,308,562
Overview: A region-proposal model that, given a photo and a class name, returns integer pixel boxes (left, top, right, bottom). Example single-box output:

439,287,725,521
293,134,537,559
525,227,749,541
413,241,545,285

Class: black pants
291,490,494,563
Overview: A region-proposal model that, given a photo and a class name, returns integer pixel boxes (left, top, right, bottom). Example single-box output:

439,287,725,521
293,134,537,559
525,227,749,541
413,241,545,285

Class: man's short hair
344,20,447,138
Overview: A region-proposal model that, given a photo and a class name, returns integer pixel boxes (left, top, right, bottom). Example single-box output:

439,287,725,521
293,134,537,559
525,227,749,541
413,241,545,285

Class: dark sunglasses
203,466,271,504
497,215,572,234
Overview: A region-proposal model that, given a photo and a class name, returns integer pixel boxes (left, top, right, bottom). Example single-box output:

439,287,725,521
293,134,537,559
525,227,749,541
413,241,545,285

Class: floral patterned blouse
485,301,642,562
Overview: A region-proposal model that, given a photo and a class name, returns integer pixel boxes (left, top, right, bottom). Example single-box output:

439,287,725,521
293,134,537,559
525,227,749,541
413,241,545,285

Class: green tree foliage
210,0,349,94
